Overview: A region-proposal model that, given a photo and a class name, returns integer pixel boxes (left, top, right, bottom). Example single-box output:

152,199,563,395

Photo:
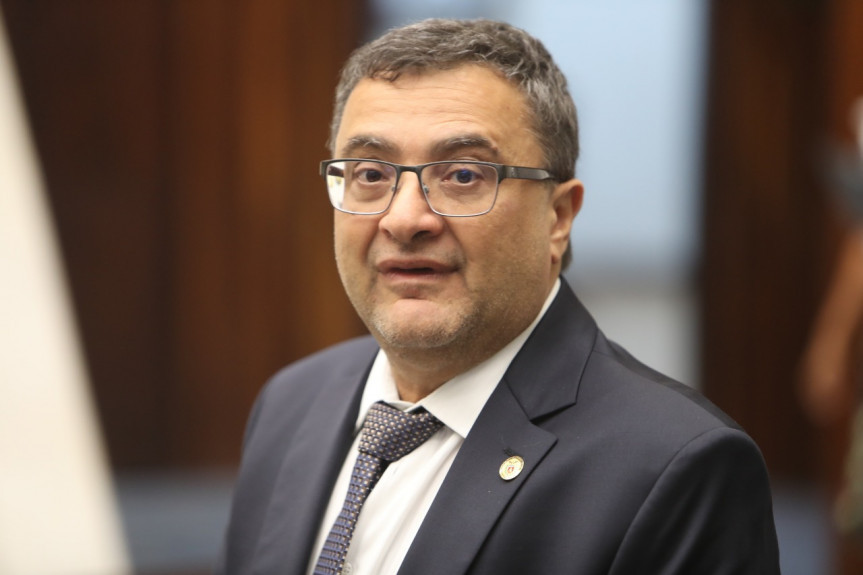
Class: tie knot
358,401,443,463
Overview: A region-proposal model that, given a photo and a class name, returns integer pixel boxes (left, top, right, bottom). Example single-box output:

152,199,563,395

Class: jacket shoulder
263,335,379,399
589,333,741,434
240,335,378,447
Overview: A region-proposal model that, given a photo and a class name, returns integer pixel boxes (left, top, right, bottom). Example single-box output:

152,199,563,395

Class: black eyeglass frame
319,158,558,217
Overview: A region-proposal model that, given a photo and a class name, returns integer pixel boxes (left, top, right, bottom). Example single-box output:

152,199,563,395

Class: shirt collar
356,278,561,438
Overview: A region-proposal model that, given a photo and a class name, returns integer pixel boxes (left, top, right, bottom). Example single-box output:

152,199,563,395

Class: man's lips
376,258,457,276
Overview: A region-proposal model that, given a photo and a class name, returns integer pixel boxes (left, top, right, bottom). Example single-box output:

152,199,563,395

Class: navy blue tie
313,401,443,575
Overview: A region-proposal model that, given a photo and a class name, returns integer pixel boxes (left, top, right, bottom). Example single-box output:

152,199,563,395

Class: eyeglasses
320,159,556,217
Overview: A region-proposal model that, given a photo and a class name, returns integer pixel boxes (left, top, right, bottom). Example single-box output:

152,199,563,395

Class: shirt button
343,562,354,575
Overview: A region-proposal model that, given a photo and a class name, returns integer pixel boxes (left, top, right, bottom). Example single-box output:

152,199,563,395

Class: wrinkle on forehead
340,135,398,158
340,134,502,162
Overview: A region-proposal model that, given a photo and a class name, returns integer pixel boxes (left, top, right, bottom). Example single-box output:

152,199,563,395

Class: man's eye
353,166,389,184
359,169,384,183
454,169,477,184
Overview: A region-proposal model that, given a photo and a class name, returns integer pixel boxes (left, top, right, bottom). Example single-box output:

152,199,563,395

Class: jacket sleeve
608,426,781,574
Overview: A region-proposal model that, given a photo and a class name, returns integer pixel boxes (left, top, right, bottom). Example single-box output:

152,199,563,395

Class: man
219,18,780,575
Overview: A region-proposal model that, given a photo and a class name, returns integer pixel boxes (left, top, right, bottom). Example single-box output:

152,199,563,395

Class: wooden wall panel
2,0,175,467
703,5,863,568
2,0,366,469
703,8,863,570
701,0,833,480
165,0,368,467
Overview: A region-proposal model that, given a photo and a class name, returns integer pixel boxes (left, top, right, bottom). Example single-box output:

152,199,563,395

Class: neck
386,347,483,403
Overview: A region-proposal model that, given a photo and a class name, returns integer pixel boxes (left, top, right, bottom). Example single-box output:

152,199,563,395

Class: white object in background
0,8,130,575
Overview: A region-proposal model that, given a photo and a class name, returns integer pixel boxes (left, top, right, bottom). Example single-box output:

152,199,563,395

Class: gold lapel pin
499,455,524,481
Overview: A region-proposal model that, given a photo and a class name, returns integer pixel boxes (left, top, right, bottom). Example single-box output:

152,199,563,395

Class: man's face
332,64,580,370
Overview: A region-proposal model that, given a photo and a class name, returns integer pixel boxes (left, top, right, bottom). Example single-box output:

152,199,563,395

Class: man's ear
550,179,584,265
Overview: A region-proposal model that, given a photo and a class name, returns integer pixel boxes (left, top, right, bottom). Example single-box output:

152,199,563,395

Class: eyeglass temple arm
501,165,555,181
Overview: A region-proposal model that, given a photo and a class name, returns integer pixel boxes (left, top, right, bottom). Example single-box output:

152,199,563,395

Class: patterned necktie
313,401,444,575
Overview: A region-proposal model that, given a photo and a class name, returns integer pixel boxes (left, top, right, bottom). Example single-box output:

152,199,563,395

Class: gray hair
328,18,579,183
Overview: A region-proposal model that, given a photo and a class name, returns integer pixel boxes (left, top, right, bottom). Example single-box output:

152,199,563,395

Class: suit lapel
398,381,557,575
398,281,597,575
251,358,369,575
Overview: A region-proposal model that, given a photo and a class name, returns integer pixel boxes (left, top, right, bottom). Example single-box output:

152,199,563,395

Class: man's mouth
376,258,456,278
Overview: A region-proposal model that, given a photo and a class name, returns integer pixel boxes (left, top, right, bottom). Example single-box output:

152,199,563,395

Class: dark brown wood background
702,1,863,572
1,0,367,469
702,0,863,481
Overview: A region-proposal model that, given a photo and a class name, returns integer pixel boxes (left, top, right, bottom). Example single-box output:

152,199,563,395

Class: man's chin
362,298,476,350
373,322,460,351
369,311,464,351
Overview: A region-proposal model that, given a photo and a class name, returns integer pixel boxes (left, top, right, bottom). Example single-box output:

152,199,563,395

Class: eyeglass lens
324,160,499,216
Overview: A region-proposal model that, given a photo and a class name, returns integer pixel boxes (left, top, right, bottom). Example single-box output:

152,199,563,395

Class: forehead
335,64,539,162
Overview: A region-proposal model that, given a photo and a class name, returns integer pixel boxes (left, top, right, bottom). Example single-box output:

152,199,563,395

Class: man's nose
379,171,444,241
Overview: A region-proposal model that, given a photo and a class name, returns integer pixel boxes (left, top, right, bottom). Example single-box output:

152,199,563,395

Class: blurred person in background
799,96,863,536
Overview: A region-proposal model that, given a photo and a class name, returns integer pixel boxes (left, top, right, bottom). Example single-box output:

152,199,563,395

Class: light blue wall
509,1,707,284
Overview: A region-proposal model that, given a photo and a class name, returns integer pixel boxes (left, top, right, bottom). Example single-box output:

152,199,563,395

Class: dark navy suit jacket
218,280,780,574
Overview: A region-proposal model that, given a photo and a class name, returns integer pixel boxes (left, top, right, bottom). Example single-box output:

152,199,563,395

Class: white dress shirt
307,280,560,575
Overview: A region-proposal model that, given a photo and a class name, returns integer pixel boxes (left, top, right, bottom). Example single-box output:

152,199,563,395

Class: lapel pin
499,455,524,481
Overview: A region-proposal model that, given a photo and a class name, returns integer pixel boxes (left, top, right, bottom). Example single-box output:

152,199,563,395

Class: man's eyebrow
339,134,502,161
431,136,501,160
340,136,397,158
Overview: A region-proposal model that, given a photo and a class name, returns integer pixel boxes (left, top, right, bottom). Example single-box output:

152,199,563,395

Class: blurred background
1,0,861,573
